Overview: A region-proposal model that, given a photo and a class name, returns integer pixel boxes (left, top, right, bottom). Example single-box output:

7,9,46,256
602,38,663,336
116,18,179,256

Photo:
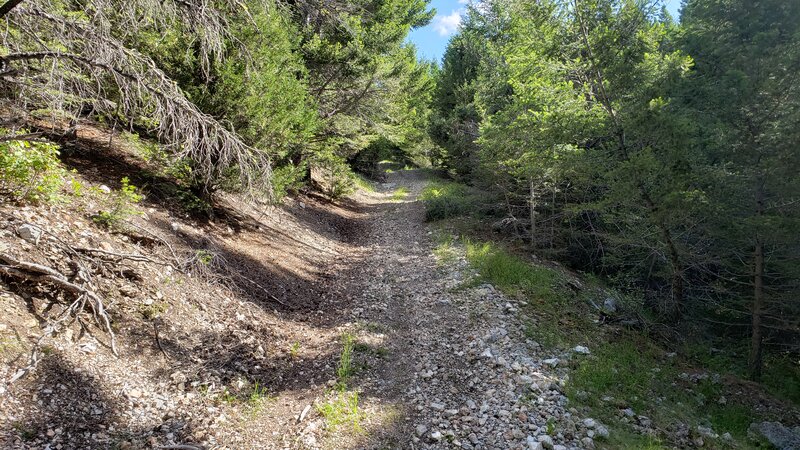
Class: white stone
526,436,543,450
430,402,446,411
537,434,554,449
573,345,590,355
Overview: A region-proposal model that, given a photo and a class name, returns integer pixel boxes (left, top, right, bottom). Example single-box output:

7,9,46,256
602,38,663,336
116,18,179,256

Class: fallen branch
122,221,182,269
158,445,205,450
74,246,173,267
230,271,289,307
8,294,87,383
0,253,118,358
153,320,170,359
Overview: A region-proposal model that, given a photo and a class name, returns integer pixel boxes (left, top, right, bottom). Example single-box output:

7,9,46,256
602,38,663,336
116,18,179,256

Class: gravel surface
1,166,601,449
303,170,600,450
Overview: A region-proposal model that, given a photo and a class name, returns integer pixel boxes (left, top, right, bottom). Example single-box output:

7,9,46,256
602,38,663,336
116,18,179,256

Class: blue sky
408,0,683,63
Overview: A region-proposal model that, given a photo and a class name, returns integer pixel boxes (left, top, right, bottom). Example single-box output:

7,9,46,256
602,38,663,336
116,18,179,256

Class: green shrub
93,177,143,228
0,136,65,202
420,181,475,221
271,163,308,202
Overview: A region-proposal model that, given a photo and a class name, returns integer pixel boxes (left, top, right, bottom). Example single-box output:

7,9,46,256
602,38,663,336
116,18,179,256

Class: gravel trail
310,170,600,450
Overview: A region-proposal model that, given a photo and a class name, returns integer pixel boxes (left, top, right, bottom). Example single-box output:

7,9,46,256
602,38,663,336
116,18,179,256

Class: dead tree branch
0,253,118,359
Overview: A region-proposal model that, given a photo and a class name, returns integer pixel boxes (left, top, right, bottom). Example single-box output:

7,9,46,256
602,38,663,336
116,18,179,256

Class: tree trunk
529,179,536,249
749,179,766,381
0,0,24,18
749,237,765,381
641,189,684,320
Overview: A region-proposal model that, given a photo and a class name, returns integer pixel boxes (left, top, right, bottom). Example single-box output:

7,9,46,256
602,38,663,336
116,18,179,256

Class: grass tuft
465,241,560,301
420,181,477,221
432,232,459,265
353,173,376,193
390,186,409,201
317,390,364,432
337,332,355,385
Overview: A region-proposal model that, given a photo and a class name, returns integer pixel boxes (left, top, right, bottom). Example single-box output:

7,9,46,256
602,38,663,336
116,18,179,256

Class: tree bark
529,179,537,249
749,237,765,380
749,179,766,381
0,0,23,19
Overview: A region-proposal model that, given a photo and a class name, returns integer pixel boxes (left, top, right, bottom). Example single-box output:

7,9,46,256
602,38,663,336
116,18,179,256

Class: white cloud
433,10,463,36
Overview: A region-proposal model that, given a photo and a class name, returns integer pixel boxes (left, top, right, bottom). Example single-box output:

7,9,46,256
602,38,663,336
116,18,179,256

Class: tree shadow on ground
0,353,123,448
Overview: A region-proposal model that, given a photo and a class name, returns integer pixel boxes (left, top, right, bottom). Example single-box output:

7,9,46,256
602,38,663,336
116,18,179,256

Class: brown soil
0,125,406,449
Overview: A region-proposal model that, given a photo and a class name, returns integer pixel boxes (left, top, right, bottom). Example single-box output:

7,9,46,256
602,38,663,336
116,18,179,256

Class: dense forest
428,0,800,383
1,0,799,446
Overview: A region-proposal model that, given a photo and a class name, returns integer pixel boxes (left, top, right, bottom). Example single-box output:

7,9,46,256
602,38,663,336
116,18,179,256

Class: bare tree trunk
749,237,765,381
749,180,766,381
550,183,556,251
529,179,536,249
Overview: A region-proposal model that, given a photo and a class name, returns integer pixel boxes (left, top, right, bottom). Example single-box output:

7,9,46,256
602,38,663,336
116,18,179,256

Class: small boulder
542,358,559,367
573,345,591,355
537,434,554,449
748,422,800,450
16,224,42,244
526,436,543,450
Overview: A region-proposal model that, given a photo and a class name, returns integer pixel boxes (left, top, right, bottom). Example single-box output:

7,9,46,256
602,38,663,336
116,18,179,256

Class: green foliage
0,136,65,203
206,1,319,161
289,342,300,359
139,301,168,320
271,163,308,203
432,232,459,266
420,182,475,221
337,332,356,385
568,340,662,412
762,356,800,405
352,174,376,193
428,0,800,387
195,250,214,266
316,389,364,432
465,241,559,301
320,157,358,200
246,382,271,410
390,186,409,201
707,404,752,440
93,177,144,229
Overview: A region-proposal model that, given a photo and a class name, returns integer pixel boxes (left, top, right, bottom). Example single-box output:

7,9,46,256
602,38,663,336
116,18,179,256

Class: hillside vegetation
0,0,799,449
